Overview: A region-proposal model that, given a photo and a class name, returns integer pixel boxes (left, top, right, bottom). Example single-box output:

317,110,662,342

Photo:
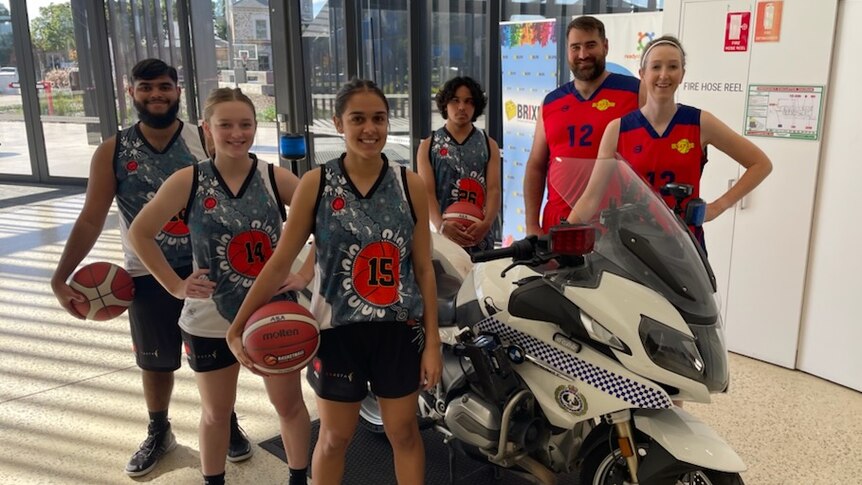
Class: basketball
242,301,320,374
443,201,485,229
68,262,135,321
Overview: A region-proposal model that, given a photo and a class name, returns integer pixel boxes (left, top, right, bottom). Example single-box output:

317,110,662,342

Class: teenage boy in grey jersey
50,59,252,478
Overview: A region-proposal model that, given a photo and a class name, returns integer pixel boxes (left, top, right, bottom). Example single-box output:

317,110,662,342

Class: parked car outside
0,67,20,95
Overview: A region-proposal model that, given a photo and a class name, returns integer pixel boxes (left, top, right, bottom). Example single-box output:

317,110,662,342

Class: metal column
407,0,431,169
271,0,313,175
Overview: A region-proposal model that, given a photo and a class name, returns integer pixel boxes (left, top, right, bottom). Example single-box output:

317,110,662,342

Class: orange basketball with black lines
69,262,135,321
443,200,485,229
352,241,400,306
227,229,273,277
243,301,320,374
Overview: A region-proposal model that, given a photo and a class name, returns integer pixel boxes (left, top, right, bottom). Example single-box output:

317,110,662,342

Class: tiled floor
1,186,859,485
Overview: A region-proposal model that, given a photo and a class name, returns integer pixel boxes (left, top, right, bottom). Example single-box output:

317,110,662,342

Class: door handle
728,178,747,210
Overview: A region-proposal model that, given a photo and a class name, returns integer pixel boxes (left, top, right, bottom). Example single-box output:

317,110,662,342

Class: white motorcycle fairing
634,407,746,473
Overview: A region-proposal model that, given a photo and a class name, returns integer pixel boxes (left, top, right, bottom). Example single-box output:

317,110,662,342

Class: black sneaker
227,413,253,463
124,424,177,477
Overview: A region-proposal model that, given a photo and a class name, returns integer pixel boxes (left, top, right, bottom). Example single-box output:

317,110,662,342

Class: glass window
28,0,107,178
214,1,277,159
503,0,663,19
255,19,268,40
0,1,34,177
303,0,348,166
107,0,189,129
359,0,409,165
430,1,488,132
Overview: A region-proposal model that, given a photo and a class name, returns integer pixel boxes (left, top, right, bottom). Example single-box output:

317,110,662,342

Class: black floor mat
259,420,580,484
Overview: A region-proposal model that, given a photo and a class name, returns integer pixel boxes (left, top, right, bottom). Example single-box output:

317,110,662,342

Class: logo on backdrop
505,99,541,121
636,31,657,52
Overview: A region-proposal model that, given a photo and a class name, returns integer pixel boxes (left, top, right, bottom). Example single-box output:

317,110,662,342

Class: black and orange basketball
243,301,320,374
69,262,135,321
227,229,273,278
352,241,400,306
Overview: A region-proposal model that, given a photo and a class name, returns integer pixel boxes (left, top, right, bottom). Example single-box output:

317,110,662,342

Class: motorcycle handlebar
470,237,537,263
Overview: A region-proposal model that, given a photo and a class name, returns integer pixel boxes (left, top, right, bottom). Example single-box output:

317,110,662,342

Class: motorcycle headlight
639,316,705,382
581,311,628,353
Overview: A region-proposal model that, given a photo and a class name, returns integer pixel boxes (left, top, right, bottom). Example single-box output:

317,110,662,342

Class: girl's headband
640,40,684,69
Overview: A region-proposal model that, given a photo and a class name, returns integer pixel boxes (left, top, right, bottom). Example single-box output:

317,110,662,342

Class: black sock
203,472,225,485
148,410,169,431
288,467,308,485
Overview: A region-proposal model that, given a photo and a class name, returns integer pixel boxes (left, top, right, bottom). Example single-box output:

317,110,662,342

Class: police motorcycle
358,157,745,485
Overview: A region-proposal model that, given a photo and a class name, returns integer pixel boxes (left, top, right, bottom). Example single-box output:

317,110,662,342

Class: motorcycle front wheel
580,438,744,485
358,393,385,433
358,391,436,434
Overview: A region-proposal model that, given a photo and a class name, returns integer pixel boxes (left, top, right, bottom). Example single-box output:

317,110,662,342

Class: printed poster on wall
744,85,823,140
500,19,557,246
592,12,663,78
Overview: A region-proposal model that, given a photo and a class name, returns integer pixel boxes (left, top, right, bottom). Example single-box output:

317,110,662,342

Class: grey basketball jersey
179,155,289,338
429,126,494,251
310,155,424,330
113,121,207,276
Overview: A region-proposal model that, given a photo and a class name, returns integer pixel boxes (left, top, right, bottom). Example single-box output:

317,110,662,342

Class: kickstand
446,440,457,485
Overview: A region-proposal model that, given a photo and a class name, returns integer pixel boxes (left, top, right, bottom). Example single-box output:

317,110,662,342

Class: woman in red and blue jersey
568,35,772,249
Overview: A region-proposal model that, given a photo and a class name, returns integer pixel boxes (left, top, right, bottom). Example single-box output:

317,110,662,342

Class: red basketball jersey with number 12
541,73,640,232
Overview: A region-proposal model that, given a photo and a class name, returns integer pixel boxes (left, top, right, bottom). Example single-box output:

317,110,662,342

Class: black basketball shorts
307,321,425,402
181,330,238,373
127,265,192,371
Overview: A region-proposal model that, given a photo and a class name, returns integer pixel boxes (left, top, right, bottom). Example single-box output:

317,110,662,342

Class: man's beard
134,99,180,129
570,56,606,82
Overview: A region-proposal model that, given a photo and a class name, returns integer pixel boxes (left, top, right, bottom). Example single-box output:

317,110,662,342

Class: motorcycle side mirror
549,223,595,256
660,183,693,200
685,198,707,227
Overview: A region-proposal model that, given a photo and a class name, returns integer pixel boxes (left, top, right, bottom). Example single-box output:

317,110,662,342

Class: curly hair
434,76,487,122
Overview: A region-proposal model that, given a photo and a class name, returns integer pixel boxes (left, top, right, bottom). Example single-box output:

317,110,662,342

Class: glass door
0,1,34,177
302,0,348,166
358,0,409,165
27,0,114,179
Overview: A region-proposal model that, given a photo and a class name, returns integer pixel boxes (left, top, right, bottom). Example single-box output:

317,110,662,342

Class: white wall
797,0,862,392
663,0,840,370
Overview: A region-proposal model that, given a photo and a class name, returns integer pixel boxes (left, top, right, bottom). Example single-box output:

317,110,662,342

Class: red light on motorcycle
550,223,595,256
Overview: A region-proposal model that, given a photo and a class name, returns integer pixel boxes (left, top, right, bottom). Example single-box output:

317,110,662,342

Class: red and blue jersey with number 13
617,104,706,209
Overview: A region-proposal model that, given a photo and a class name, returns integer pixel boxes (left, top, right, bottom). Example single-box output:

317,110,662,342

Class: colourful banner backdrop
592,12,663,78
500,19,558,246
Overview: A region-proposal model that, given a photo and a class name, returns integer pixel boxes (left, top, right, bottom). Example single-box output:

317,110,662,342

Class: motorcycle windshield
548,157,718,324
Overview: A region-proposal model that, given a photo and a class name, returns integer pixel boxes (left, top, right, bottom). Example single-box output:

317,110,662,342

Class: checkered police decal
477,317,672,409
